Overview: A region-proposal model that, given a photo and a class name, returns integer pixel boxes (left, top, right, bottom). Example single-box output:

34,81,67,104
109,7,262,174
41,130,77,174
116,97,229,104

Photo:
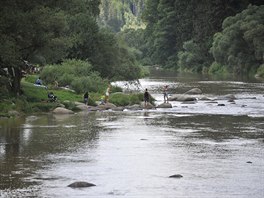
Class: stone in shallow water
169,174,183,178
68,181,96,188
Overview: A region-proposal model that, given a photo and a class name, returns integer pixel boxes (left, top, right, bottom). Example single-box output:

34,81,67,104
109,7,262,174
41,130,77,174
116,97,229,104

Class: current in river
0,70,264,197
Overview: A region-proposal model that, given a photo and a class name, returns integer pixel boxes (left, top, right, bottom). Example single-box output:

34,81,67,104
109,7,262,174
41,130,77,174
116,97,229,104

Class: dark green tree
210,5,264,76
0,0,70,95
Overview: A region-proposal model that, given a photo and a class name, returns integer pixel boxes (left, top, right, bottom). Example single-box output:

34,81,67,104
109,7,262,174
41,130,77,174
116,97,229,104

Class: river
0,71,264,198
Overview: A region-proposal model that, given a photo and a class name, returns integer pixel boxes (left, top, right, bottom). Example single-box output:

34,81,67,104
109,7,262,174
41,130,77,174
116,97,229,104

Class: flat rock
157,103,172,108
53,107,74,114
76,104,88,111
169,94,196,101
68,181,96,188
169,174,183,178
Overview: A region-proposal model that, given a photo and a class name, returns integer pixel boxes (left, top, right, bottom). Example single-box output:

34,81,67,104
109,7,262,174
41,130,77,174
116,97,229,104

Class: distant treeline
113,0,264,77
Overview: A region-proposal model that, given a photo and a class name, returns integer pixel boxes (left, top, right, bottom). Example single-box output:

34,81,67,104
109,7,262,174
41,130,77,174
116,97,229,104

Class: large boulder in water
53,107,74,114
184,88,202,95
157,103,172,108
217,94,236,100
68,181,96,188
98,102,117,110
125,104,142,111
168,94,197,101
76,104,88,111
140,102,155,109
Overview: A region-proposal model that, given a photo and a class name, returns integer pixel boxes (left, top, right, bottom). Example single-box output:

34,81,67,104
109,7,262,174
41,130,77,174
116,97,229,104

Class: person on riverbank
105,84,111,103
48,92,57,102
144,88,150,107
163,85,169,103
35,77,47,89
35,77,42,85
84,91,89,105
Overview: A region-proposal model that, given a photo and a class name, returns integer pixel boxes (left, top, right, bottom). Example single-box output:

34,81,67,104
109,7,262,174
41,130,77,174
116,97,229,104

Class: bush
30,103,57,112
256,64,264,78
109,92,155,106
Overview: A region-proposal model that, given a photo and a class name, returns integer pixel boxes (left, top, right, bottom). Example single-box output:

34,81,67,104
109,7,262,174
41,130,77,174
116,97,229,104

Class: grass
0,76,147,116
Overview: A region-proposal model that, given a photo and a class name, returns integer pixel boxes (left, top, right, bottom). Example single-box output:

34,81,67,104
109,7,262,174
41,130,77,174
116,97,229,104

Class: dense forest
0,0,264,98
0,0,142,96
118,0,263,77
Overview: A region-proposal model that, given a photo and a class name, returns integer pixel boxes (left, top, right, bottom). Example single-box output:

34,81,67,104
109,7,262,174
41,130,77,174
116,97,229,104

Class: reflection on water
0,72,264,197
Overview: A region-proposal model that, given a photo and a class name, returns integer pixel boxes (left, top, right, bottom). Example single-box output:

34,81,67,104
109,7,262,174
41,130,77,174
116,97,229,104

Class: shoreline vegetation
0,74,155,118
1,68,263,118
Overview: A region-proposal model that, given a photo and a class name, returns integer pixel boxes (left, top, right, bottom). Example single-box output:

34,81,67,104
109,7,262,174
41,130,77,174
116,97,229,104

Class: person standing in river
105,84,111,103
84,91,89,105
163,85,169,103
144,88,150,107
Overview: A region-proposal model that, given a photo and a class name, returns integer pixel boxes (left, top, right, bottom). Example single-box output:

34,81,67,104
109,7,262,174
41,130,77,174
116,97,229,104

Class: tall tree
0,0,70,95
210,5,264,76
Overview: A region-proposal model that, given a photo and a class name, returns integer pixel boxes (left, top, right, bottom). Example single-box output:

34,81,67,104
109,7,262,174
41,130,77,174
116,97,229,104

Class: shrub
109,92,155,106
256,64,264,78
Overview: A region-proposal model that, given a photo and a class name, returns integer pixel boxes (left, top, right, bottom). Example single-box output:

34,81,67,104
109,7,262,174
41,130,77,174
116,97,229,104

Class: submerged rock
169,174,183,178
140,102,155,109
125,104,142,111
68,181,96,188
217,94,236,100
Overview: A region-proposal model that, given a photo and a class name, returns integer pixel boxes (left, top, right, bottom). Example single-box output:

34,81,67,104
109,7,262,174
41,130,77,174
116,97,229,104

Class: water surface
0,72,264,197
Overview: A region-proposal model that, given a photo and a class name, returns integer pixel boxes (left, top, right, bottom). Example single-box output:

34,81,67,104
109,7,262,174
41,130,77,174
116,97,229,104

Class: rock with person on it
75,104,89,111
67,181,96,188
140,102,155,109
53,107,74,114
98,102,117,110
184,88,202,95
125,104,142,111
157,103,172,108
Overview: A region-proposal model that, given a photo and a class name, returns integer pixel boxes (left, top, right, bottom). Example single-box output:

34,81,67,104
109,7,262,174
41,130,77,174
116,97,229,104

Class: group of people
83,84,111,106
144,85,169,107
84,84,168,108
36,76,168,107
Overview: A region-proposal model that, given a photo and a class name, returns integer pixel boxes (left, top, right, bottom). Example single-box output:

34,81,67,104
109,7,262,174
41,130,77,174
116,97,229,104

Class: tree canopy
210,5,264,76
0,0,142,96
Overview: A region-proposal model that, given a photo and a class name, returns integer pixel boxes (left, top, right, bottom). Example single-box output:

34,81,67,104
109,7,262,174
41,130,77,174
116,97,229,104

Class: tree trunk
9,67,23,96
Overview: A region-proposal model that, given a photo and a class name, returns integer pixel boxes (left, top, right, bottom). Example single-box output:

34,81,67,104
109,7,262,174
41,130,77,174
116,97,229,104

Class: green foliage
208,62,228,75
178,40,205,73
109,92,150,106
22,81,48,102
256,64,264,78
142,0,263,72
210,5,264,76
24,75,39,84
30,103,57,112
40,59,106,94
99,0,145,32
0,100,14,113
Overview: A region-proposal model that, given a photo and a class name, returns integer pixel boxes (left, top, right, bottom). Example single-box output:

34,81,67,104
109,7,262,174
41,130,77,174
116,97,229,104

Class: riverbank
0,77,155,118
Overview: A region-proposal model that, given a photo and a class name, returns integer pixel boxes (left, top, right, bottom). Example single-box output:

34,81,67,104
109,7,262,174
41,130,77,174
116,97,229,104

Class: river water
0,71,264,197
